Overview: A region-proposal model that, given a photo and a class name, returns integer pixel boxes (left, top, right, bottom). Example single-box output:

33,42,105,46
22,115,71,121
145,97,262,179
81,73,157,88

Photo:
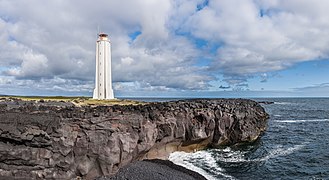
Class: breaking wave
169,151,236,180
275,119,329,123
169,143,306,179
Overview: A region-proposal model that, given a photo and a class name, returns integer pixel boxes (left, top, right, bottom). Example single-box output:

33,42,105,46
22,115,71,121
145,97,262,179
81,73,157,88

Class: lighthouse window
100,83,101,86
100,52,101,55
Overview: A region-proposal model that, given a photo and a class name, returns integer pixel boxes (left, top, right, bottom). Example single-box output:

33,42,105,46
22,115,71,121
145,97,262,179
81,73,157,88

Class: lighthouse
93,33,114,99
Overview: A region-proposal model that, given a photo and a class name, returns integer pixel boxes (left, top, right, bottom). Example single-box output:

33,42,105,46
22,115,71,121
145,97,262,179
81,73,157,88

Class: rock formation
0,99,268,179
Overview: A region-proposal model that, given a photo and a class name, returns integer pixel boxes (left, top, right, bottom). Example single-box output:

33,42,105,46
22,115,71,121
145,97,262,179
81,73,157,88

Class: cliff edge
0,99,268,179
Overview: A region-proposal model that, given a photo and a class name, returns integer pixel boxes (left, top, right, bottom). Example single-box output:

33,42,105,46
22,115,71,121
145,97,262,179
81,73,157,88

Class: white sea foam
169,151,236,180
212,143,306,163
274,102,294,105
169,144,307,179
257,144,305,162
222,147,232,152
275,119,329,123
212,148,248,163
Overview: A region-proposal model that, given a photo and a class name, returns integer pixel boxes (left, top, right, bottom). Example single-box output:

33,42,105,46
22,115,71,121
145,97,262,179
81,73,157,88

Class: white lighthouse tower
93,33,114,99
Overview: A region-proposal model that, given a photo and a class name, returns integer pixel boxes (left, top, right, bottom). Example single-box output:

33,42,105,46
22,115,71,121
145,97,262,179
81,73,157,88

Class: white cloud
181,0,329,86
5,50,49,79
1,0,329,95
293,83,329,96
0,0,211,93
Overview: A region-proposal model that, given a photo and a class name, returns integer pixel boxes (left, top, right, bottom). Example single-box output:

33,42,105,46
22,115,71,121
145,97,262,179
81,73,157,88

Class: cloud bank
1,0,329,95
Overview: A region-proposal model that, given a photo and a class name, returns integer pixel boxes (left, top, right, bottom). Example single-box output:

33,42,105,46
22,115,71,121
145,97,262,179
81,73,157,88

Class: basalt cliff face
0,99,268,179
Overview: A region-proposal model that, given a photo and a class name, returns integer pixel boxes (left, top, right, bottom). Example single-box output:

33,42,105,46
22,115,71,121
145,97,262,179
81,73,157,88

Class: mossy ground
0,95,145,106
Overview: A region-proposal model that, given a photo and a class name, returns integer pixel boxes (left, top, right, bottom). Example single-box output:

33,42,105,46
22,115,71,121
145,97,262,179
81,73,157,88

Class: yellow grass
0,96,145,106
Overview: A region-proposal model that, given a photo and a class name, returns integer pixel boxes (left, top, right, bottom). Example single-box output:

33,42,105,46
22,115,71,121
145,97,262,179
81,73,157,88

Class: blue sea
127,97,329,179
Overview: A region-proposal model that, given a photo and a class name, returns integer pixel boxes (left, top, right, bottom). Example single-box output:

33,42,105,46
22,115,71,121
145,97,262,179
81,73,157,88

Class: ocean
127,97,329,179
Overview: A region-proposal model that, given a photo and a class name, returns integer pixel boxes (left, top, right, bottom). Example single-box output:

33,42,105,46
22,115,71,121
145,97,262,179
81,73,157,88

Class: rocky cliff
0,99,268,179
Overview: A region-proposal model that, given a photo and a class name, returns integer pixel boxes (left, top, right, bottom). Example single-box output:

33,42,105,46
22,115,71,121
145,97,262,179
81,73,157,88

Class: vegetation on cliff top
0,95,145,106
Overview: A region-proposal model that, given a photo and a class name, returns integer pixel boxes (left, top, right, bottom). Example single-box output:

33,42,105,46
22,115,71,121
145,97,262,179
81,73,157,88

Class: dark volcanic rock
96,159,206,180
258,101,274,105
0,99,268,179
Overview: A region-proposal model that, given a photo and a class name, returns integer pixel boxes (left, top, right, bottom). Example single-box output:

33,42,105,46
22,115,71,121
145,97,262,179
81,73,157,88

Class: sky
1,0,329,98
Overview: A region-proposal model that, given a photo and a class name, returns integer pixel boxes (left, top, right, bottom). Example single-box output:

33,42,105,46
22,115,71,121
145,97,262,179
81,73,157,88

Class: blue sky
0,0,329,97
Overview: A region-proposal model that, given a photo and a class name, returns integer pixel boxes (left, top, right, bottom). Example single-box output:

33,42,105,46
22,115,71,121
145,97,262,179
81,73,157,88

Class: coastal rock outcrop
0,99,268,179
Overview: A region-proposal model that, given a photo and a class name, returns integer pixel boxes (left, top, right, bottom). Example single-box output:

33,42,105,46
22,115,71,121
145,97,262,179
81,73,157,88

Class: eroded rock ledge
0,99,268,179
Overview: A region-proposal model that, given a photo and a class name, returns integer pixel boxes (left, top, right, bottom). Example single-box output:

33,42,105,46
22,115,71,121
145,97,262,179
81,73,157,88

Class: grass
0,95,146,106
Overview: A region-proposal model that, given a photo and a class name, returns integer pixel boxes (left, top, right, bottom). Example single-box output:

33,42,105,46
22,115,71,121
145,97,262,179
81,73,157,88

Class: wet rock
258,101,274,105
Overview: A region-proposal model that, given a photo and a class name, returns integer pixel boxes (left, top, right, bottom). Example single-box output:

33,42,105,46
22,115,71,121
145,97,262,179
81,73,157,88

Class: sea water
168,98,329,179
123,97,329,179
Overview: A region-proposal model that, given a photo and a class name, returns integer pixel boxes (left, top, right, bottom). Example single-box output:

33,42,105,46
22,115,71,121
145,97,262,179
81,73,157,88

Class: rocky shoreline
97,159,207,180
0,98,268,179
